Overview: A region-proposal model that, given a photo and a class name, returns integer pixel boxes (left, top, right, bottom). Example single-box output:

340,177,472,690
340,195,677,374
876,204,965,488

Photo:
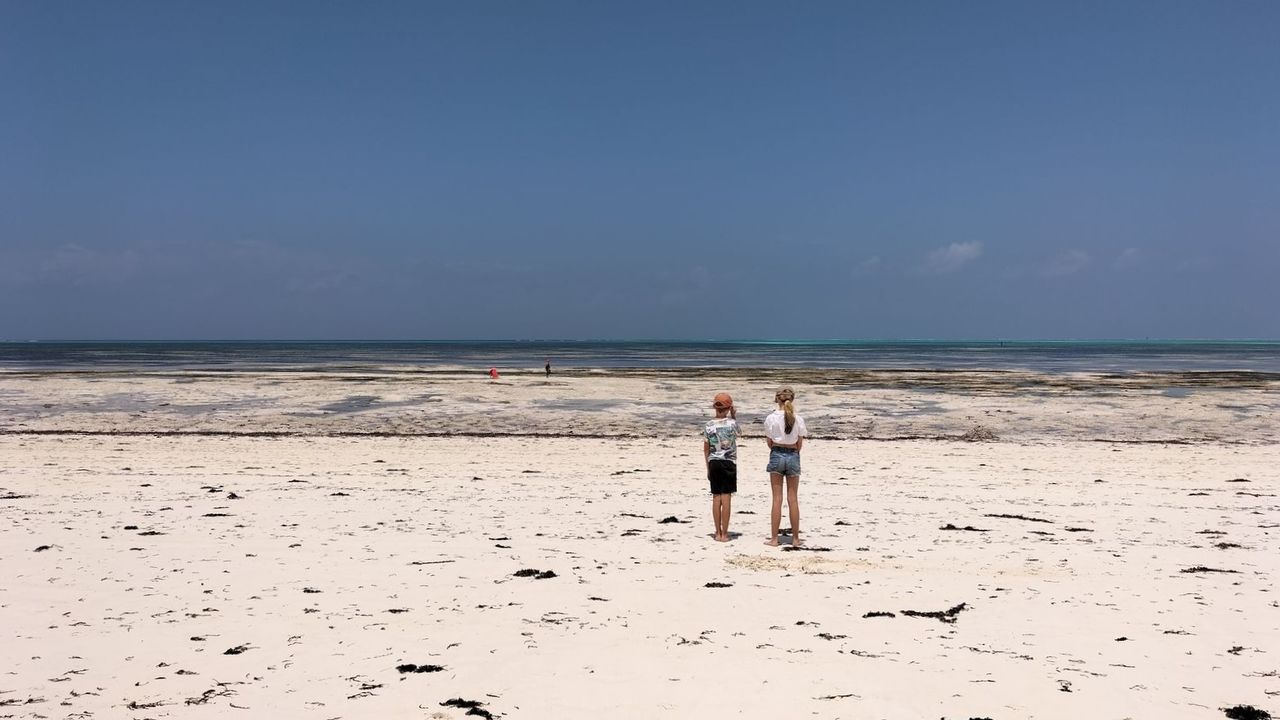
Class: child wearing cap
703,392,741,542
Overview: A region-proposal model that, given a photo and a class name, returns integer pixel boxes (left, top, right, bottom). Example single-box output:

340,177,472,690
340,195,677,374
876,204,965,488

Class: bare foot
792,537,803,547
715,535,729,542
763,538,779,546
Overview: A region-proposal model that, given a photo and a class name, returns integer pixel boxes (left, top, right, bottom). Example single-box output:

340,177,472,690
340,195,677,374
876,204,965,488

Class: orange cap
712,392,733,409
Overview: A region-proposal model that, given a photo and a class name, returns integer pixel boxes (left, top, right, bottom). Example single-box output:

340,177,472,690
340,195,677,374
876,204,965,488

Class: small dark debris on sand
959,425,998,441
123,525,139,530
203,513,232,517
704,582,733,588
0,493,33,500
33,545,53,552
984,513,1053,523
863,611,895,618
513,569,557,579
659,516,687,524
817,632,847,640
737,510,757,515
442,698,495,719
126,700,165,709
834,519,850,525
1224,706,1271,720
1189,492,1210,496
940,524,989,532
330,491,350,496
302,587,322,593
138,530,164,536
1197,529,1228,535
521,469,541,474
386,608,411,614
227,492,243,499
1065,527,1094,532
0,696,46,707
1115,636,1129,641
783,545,832,552
1228,646,1246,655
901,603,968,623
611,469,650,476
409,559,456,565
619,513,649,519
1226,478,1251,483
1181,566,1240,574
396,663,444,674
1217,542,1243,550
588,596,609,602
223,645,249,655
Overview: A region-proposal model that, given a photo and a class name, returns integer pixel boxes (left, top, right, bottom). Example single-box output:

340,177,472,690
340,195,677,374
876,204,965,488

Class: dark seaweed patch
442,698,495,719
901,603,968,623
513,569,557,579
983,513,1053,523
396,664,444,674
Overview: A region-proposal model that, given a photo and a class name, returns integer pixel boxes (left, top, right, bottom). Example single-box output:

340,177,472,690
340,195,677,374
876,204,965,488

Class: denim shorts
766,447,801,476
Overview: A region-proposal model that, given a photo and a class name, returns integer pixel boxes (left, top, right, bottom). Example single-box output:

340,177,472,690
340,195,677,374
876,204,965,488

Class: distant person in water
764,386,807,547
545,358,551,378
703,392,741,542
489,367,499,380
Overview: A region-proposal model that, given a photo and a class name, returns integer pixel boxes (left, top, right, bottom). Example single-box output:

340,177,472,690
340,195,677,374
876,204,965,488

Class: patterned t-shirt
703,417,742,462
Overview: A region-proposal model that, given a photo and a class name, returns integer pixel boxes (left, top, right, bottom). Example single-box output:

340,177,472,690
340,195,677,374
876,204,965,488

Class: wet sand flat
2,433,1277,719
3,367,1279,442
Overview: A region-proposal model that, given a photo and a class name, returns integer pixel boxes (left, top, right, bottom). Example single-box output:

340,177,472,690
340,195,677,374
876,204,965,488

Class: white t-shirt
764,410,807,445
703,417,742,462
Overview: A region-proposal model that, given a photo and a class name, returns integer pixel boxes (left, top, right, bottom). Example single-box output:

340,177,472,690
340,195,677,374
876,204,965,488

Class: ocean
2,340,1278,373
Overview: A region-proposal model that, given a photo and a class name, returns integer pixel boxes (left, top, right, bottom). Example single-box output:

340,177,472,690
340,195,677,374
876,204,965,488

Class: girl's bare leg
786,475,801,546
765,473,784,545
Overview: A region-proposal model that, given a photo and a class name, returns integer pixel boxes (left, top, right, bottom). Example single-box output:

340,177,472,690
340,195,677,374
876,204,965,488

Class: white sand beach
1,369,1277,718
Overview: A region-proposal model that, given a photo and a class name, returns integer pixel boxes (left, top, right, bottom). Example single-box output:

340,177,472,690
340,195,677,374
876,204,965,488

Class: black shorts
707,459,737,495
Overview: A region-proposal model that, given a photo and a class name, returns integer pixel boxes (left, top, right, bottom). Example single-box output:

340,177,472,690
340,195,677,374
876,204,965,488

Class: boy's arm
703,440,711,465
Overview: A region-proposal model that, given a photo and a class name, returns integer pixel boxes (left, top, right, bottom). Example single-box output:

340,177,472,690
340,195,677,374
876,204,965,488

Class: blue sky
2,1,1277,340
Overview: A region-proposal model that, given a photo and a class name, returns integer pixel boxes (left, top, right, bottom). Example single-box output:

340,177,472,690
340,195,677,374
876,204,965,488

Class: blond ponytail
775,386,796,434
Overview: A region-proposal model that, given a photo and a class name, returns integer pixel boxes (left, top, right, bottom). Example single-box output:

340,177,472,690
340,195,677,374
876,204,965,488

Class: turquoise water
2,340,1278,372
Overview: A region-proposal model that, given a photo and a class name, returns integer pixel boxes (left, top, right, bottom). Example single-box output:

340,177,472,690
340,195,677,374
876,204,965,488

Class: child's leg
720,492,732,539
711,495,722,539
765,473,784,545
786,475,801,546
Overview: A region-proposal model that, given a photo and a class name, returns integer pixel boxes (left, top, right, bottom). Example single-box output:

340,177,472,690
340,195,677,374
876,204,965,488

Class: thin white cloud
922,241,983,274
1043,250,1091,277
1113,247,1141,269
853,256,880,275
